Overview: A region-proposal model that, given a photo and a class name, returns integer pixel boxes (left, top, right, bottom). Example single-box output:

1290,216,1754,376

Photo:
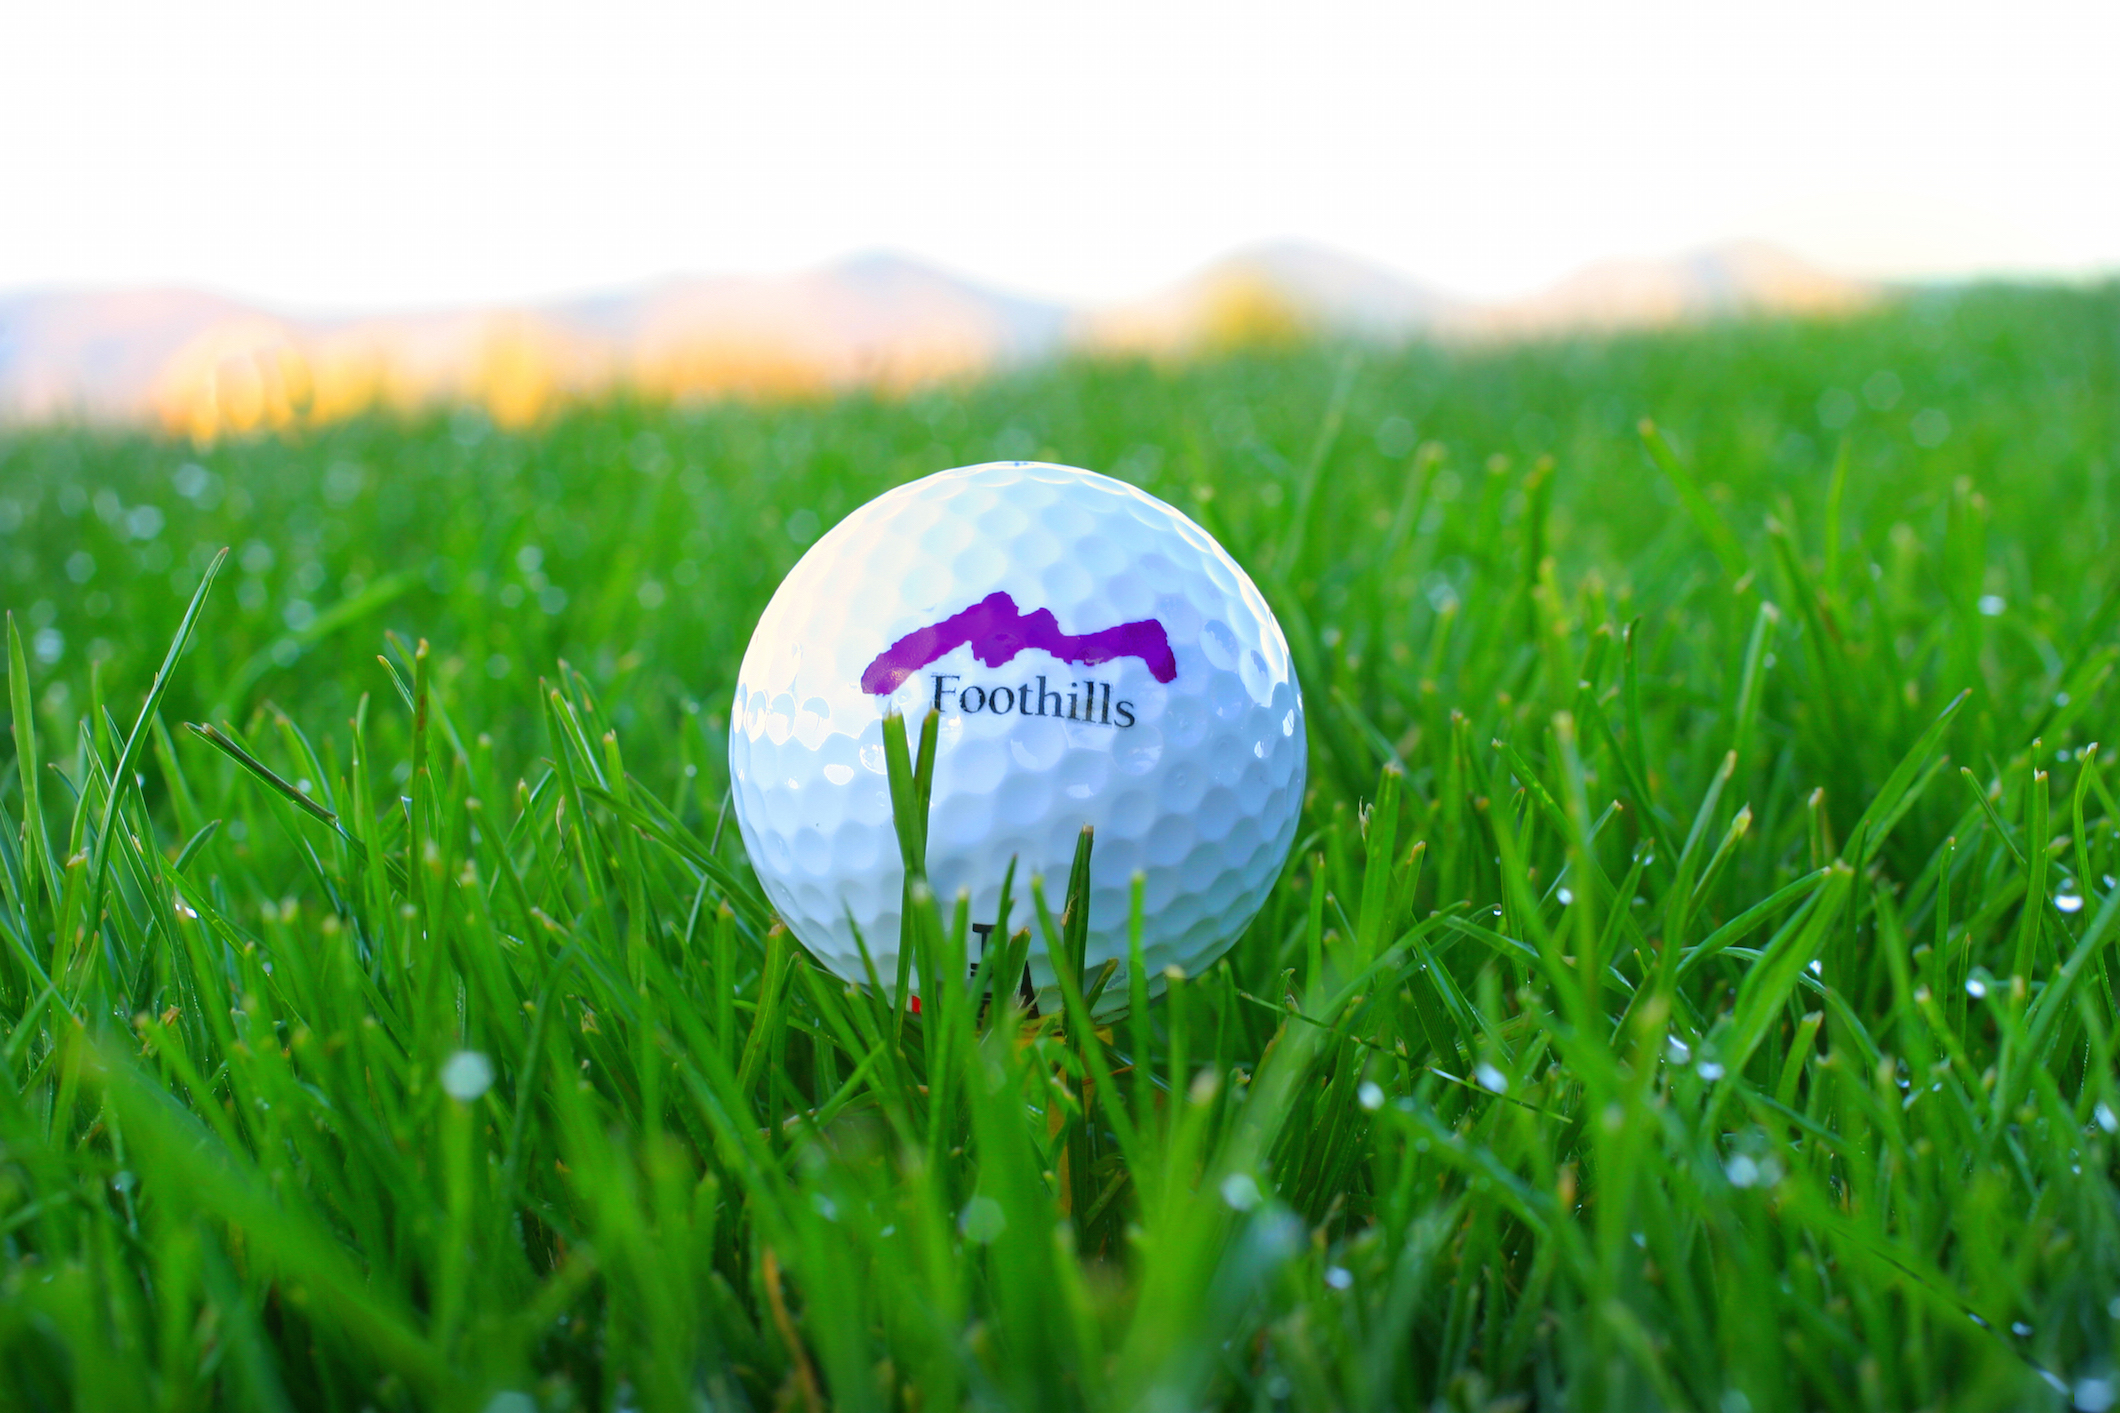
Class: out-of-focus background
4,0,2115,437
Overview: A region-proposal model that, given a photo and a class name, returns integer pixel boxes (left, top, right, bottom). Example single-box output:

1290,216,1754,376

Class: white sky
3,0,2116,312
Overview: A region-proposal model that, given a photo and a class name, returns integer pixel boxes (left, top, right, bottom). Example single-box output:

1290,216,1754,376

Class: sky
3,0,2116,313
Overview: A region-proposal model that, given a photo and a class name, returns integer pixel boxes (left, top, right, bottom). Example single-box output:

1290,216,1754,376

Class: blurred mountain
571,254,1071,404
1453,241,1873,338
1077,242,1466,354
0,288,256,420
0,243,1873,435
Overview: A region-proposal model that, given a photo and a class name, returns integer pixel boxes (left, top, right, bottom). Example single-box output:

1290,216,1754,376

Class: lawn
1,280,2117,1411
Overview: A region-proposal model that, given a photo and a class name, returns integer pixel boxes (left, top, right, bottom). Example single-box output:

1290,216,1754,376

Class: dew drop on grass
2056,883,2085,914
1665,1036,1692,1065
1324,1266,1353,1290
1358,1081,1385,1111
1696,1061,1726,1081
1966,976,1989,999
1220,1173,1262,1211
2074,1377,2116,1413
1475,1063,1509,1093
1910,408,1952,448
2097,1102,2119,1135
1807,959,1822,976
1978,594,2007,617
1556,887,1574,906
441,1050,494,1102
958,1195,1005,1243
1724,1155,1760,1188
2011,1321,2033,1338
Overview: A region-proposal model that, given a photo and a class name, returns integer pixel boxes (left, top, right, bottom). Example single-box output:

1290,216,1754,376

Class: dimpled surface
729,461,1305,1005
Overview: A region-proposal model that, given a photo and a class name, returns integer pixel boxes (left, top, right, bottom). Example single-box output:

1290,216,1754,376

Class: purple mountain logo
860,591,1177,695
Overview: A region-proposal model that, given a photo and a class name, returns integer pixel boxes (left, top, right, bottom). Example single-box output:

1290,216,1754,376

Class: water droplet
1665,1036,1692,1065
1725,1154,1761,1188
440,1050,494,1102
1358,1081,1385,1111
1978,594,2007,617
2096,1102,2118,1134
1324,1266,1353,1290
1556,887,1575,906
1966,976,1988,999
1220,1173,1262,1211
2011,1321,2033,1338
959,1195,1006,1243
2074,1377,2116,1413
2056,884,2086,914
1475,1063,1509,1093
1697,1061,1726,1081
1807,959,1823,976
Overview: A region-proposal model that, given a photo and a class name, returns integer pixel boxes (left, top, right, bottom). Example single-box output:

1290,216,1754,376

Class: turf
1,280,2117,1411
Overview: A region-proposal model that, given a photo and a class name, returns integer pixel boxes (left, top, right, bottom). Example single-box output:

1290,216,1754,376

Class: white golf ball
728,461,1305,1004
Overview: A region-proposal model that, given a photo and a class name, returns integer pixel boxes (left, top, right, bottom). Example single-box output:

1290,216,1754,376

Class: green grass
1,280,2118,1411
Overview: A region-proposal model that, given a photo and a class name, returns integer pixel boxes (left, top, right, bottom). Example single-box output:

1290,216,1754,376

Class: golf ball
728,461,1305,1005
